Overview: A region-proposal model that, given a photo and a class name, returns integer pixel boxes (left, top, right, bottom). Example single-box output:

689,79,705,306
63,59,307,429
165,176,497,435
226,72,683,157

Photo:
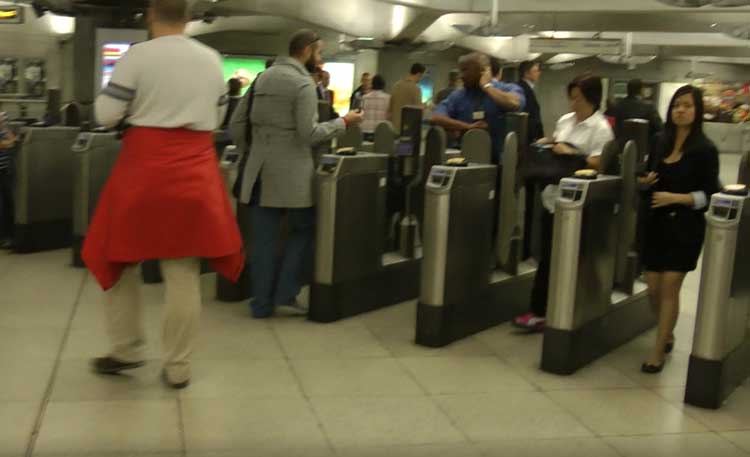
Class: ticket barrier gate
685,159,750,409
541,136,655,375
416,113,536,346
71,131,120,267
309,107,431,322
14,126,80,253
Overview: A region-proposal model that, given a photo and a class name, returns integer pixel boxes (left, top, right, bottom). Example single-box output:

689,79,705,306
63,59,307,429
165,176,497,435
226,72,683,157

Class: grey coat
238,57,346,208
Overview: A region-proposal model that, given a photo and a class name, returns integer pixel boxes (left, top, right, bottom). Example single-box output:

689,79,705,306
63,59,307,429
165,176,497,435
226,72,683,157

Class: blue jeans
249,205,315,317
0,169,14,240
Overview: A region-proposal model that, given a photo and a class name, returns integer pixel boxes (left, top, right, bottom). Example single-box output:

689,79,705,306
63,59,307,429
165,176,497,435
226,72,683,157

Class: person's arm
428,92,481,131
228,88,251,151
295,83,356,146
478,73,521,111
95,50,137,128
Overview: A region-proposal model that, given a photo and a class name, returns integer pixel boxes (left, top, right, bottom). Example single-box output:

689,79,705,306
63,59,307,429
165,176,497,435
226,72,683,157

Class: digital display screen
396,141,414,157
101,43,131,88
321,156,339,165
222,56,267,96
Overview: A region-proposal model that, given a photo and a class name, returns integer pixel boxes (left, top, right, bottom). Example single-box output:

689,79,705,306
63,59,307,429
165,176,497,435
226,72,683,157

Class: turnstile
541,138,654,374
71,131,120,267
14,126,80,253
416,113,537,347
685,188,750,409
216,145,253,301
309,107,432,322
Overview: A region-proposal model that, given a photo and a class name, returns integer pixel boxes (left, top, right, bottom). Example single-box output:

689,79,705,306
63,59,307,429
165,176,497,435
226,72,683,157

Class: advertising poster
222,56,267,95
101,43,131,88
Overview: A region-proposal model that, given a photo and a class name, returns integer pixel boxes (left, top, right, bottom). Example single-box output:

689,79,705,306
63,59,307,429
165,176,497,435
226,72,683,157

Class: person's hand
638,172,659,188
552,142,576,155
534,137,553,145
468,121,489,130
652,191,678,208
343,109,364,125
480,68,492,88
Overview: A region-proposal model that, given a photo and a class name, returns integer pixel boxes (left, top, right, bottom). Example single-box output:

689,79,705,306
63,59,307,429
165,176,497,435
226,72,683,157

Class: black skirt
641,208,704,273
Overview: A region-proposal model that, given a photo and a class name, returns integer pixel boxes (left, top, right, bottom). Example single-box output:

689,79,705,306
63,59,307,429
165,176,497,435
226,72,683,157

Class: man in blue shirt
431,52,525,164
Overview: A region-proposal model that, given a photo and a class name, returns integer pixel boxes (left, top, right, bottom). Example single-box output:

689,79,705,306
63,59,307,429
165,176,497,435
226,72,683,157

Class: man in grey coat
238,29,363,318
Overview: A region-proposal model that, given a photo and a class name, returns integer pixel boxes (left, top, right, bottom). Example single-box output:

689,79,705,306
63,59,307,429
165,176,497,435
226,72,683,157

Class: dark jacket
614,96,663,141
642,132,720,244
517,80,544,144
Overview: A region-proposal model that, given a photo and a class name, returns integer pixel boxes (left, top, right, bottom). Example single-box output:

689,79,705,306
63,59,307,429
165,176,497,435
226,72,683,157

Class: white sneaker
276,300,308,316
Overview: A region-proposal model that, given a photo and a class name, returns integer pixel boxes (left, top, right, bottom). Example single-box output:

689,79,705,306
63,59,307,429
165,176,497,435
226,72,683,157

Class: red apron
82,127,245,290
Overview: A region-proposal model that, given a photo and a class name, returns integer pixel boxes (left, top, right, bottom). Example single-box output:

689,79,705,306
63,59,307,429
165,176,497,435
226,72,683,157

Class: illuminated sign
0,7,23,24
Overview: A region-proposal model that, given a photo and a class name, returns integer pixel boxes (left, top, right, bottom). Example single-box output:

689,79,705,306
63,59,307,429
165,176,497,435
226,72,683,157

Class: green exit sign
0,6,24,24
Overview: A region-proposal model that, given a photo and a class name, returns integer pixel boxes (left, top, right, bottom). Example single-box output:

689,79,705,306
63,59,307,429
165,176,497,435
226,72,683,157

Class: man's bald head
458,52,489,88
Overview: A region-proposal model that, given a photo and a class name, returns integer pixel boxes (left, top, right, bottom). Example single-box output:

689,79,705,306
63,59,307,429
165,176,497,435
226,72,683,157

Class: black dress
641,133,720,272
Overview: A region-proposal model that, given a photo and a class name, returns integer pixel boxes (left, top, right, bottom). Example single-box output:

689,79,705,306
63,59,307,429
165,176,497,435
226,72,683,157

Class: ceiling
7,0,750,65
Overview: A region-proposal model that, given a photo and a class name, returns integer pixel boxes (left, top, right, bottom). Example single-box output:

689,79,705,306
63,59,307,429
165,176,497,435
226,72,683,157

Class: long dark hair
664,85,705,151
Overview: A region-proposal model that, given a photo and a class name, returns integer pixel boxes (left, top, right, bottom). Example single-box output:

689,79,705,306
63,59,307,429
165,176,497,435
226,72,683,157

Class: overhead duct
530,38,623,55
656,0,750,6
451,0,536,37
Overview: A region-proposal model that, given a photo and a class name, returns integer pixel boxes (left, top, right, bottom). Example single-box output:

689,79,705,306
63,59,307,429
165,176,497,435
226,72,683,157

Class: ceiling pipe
490,0,498,28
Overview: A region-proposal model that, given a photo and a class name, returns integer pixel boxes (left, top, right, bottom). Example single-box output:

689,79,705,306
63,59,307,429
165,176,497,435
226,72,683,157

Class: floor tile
310,396,465,448
600,333,691,388
473,323,543,360
435,392,592,441
476,438,621,457
181,359,302,399
187,449,334,457
193,316,284,360
399,356,535,394
182,398,327,452
722,431,750,454
547,388,707,436
0,327,66,360
271,320,390,359
0,356,54,401
655,383,750,431
34,400,181,454
0,401,39,456
334,443,483,457
62,324,161,361
49,359,178,402
605,433,748,457
367,325,494,358
291,358,424,397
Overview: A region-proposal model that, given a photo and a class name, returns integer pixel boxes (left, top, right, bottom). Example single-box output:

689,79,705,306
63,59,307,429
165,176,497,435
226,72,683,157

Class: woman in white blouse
513,73,614,332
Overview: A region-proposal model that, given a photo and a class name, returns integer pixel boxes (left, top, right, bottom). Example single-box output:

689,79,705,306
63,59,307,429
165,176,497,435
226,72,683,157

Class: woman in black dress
639,85,720,373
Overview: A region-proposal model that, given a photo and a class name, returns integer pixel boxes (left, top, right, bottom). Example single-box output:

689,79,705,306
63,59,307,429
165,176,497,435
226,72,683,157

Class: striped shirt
0,111,7,170
361,90,391,134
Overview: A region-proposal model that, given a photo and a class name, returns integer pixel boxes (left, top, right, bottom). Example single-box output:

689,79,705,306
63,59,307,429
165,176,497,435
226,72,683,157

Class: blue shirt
433,81,525,163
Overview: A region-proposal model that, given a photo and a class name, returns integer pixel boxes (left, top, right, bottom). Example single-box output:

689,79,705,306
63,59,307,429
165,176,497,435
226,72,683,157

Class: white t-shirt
95,35,227,131
542,110,614,212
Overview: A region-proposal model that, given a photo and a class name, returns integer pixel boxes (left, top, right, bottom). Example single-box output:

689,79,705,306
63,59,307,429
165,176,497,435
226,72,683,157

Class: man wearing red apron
83,0,244,389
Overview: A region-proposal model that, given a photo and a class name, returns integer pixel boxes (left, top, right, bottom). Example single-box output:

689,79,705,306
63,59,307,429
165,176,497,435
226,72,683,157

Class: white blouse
542,111,614,212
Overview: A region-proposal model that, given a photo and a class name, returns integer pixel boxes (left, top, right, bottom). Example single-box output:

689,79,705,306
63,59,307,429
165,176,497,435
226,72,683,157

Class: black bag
521,143,588,187
232,77,260,200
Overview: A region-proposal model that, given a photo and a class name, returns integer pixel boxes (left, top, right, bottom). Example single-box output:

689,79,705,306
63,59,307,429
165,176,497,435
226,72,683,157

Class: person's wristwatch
482,82,493,90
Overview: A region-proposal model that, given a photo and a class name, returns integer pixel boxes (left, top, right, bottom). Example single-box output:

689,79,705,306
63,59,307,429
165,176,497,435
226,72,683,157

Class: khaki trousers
104,257,201,383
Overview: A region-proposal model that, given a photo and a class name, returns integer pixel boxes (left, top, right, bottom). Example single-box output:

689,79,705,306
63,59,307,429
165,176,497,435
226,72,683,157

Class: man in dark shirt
613,79,663,141
517,60,544,144
435,70,460,105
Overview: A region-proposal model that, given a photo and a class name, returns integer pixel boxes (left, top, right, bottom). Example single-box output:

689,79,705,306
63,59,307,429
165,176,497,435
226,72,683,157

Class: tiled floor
1,154,748,457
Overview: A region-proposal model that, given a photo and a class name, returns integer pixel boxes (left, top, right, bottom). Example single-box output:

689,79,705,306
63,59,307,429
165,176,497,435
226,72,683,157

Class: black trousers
530,209,554,317
0,169,14,239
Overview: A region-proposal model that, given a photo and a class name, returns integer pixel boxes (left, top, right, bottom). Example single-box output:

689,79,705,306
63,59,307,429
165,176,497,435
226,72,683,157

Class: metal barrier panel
496,132,521,273
15,126,80,224
461,129,492,165
614,140,639,293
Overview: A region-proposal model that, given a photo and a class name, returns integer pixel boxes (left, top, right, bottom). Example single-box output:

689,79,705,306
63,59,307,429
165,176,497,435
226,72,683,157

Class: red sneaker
512,312,546,332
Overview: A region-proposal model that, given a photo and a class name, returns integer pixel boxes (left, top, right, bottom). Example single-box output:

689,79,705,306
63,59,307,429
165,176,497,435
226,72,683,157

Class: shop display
698,81,750,123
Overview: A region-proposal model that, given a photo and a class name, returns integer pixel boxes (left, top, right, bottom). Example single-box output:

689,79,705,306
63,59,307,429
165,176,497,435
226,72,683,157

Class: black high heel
665,341,675,354
641,362,665,374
